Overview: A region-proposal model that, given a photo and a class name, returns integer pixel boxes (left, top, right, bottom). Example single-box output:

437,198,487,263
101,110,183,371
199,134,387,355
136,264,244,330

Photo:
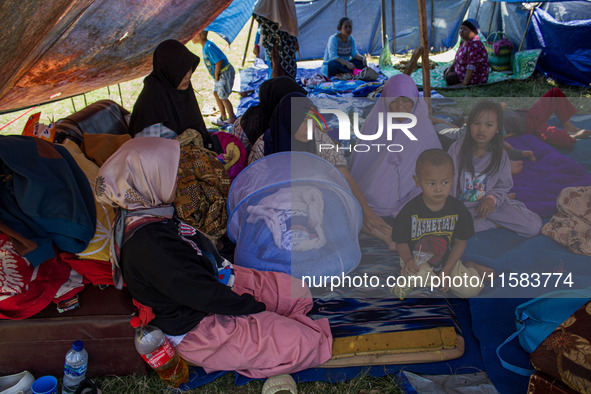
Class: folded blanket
507,134,591,217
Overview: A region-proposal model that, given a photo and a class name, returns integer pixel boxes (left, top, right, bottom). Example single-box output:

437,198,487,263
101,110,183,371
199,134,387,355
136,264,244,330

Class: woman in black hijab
238,76,307,149
129,40,208,141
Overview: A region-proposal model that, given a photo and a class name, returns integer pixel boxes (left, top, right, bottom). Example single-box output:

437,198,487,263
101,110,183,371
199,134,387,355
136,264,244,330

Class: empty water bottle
62,340,88,394
130,317,189,388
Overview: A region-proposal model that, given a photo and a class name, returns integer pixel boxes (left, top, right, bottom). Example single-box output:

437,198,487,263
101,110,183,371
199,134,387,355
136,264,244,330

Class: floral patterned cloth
530,300,591,393
174,143,231,242
542,187,591,256
454,35,489,85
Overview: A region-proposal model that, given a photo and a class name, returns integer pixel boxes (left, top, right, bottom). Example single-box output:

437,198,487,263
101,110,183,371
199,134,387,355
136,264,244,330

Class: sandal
74,378,102,394
261,374,298,394
212,117,229,127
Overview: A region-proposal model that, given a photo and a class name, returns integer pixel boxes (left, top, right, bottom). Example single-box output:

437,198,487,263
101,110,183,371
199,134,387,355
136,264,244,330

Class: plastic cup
31,375,58,394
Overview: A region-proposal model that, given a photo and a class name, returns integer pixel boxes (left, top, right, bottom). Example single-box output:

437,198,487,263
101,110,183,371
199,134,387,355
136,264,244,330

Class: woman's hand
476,197,495,218
346,61,355,71
362,208,392,238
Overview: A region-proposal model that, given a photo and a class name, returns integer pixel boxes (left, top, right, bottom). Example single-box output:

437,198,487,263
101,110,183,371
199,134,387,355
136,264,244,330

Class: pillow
59,139,115,262
81,133,131,167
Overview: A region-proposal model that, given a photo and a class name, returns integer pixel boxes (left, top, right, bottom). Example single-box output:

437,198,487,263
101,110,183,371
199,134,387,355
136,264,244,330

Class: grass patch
90,368,404,393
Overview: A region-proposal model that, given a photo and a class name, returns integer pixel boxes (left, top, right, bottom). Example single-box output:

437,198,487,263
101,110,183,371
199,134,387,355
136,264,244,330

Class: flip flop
74,378,102,394
261,374,298,394
212,117,229,127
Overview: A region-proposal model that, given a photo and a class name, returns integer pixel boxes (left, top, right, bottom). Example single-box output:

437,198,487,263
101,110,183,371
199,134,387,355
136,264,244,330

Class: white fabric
246,186,326,251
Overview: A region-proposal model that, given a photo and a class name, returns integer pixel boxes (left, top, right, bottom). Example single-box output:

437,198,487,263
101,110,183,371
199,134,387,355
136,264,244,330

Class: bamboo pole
381,0,387,49
117,83,124,107
487,1,497,37
430,0,434,49
241,17,255,67
417,0,431,100
519,6,535,52
391,0,396,52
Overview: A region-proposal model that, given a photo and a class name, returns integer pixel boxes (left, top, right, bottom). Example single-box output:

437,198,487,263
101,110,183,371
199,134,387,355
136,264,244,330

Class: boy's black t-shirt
392,194,474,271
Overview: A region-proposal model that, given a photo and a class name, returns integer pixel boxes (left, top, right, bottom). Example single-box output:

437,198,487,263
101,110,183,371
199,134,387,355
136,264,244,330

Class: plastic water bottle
130,317,189,388
62,340,88,394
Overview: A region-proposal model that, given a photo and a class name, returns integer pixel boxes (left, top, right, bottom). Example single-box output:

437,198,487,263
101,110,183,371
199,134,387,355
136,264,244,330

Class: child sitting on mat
392,149,493,299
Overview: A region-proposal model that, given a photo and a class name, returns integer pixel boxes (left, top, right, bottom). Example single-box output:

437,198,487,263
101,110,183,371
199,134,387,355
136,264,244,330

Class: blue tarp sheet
205,0,259,44
296,0,471,59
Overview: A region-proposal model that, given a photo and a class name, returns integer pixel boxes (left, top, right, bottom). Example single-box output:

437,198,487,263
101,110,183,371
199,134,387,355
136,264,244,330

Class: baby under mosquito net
227,152,362,280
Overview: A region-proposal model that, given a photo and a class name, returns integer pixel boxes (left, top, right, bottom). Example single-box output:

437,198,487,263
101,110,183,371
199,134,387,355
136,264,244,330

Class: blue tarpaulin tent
206,0,590,86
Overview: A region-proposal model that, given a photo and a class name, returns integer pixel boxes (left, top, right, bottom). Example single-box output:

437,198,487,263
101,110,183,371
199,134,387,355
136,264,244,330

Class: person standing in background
192,31,236,127
253,0,299,80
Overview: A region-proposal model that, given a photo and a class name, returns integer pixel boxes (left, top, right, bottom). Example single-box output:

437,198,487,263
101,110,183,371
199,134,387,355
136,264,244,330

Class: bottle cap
73,340,84,351
130,316,142,328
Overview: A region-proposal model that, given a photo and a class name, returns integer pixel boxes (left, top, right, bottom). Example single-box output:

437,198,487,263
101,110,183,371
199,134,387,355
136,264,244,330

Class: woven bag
485,32,512,71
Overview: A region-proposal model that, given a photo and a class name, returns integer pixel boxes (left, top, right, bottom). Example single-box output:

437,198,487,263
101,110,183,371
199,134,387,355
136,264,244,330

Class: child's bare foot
563,120,591,139
510,160,524,175
507,193,516,200
464,261,495,282
522,150,536,161
362,226,396,251
570,129,591,139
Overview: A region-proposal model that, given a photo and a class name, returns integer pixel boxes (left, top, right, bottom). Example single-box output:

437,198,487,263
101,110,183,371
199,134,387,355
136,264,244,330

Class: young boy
392,149,494,298
192,31,236,126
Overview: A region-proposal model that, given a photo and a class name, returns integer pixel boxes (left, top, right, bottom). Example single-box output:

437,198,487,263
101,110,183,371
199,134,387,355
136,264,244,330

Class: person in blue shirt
253,28,272,79
322,17,367,76
193,31,236,126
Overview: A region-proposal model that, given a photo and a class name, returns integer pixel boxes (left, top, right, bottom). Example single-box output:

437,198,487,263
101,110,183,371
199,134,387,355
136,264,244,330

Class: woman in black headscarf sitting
129,40,213,148
230,76,307,153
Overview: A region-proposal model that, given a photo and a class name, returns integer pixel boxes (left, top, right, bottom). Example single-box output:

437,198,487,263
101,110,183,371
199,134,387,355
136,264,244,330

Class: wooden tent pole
430,0,434,48
117,83,124,107
71,97,77,113
475,0,482,19
241,17,255,67
417,0,431,101
487,1,497,37
519,5,535,52
391,0,396,52
381,0,387,49
344,0,347,17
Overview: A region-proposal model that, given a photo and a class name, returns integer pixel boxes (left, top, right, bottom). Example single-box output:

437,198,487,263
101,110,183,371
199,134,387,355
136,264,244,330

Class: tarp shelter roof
205,0,258,45
0,0,232,114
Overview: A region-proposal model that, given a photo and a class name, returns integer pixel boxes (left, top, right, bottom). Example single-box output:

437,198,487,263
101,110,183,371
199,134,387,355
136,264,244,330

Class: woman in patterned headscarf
253,0,299,80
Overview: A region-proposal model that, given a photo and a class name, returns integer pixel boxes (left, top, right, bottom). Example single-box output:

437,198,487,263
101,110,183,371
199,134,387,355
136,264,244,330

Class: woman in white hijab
95,137,332,379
